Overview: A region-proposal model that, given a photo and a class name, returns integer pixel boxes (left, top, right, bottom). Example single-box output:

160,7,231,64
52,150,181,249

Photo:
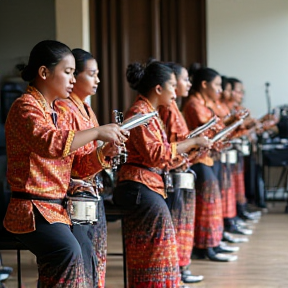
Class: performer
227,77,261,222
183,67,238,262
55,49,118,287
113,60,207,288
213,76,252,237
3,40,128,288
159,62,208,283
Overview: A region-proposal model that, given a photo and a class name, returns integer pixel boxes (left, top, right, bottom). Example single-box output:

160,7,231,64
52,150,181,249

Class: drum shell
171,172,195,190
66,196,100,225
234,140,250,156
221,149,238,164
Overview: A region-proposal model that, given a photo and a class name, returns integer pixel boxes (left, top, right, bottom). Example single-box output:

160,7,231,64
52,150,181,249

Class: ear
201,80,208,89
155,84,162,94
38,66,48,80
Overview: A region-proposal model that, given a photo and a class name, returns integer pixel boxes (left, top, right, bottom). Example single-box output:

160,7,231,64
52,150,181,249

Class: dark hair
221,75,229,91
227,77,242,90
188,62,202,80
165,62,183,80
72,48,94,76
21,40,72,82
189,67,220,92
126,61,174,96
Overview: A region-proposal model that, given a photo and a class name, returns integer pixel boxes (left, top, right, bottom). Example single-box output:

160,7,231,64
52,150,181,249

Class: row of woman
112,61,262,288
3,39,265,288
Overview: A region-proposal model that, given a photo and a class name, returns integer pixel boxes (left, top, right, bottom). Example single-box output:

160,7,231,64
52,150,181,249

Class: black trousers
15,209,86,288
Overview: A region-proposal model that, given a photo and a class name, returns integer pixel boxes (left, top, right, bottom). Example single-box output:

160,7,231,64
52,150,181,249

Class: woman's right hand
95,124,129,145
194,136,213,148
101,142,121,158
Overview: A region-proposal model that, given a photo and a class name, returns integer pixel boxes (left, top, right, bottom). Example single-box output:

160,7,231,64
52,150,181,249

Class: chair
0,230,27,288
104,202,131,288
0,154,27,288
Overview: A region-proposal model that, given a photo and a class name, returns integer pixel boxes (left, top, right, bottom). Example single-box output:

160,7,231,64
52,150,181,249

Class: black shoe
225,224,253,235
222,232,249,243
181,272,204,283
214,244,239,253
192,247,237,262
0,266,13,282
240,211,259,221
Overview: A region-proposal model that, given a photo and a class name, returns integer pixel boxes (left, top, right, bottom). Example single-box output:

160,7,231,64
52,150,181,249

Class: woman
158,62,208,283
227,77,261,222
113,60,205,288
182,67,238,262
55,48,118,287
3,40,128,287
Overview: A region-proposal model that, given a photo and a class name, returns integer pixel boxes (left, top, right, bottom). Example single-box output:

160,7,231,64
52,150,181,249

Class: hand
101,142,121,157
212,141,232,152
195,136,213,148
95,124,129,145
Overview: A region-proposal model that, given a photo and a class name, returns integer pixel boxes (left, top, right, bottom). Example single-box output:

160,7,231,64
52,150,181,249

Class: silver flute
211,111,249,143
186,115,218,139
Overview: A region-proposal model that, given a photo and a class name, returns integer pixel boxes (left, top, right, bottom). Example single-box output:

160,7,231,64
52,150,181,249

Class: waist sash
12,191,65,206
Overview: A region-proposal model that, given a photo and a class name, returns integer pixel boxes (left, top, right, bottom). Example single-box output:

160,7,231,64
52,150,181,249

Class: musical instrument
220,149,238,164
187,115,218,138
108,110,158,168
66,177,101,225
170,169,196,190
212,110,249,143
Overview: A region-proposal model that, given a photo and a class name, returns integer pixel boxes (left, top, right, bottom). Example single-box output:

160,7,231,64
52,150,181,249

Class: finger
120,128,130,137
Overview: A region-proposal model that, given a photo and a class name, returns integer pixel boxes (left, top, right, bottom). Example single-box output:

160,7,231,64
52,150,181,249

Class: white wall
207,0,288,118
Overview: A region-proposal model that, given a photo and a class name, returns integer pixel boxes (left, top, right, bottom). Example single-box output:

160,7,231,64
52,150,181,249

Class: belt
12,191,66,206
124,163,164,175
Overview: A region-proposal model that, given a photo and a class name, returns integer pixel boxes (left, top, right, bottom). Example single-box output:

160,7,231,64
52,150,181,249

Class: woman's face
45,53,76,99
223,82,232,101
73,59,100,100
175,68,192,97
159,73,177,107
232,82,244,104
205,75,222,102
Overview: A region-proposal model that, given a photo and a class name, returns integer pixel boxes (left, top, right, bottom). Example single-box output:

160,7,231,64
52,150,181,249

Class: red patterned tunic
118,95,180,197
4,86,75,233
55,92,107,288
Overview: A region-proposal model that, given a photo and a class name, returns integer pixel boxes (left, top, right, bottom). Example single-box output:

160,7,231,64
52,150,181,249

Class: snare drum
171,172,195,190
67,194,101,225
221,149,238,164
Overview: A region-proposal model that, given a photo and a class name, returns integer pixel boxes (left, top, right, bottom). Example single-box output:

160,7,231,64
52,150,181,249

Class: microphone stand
265,82,271,115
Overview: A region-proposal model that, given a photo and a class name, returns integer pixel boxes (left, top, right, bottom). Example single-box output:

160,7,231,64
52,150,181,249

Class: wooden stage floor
1,201,288,288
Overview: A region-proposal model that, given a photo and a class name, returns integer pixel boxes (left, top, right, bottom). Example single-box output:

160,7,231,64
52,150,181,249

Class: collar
137,95,157,113
26,85,52,113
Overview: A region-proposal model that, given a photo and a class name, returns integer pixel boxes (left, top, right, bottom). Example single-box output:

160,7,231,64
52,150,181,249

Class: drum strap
12,191,66,206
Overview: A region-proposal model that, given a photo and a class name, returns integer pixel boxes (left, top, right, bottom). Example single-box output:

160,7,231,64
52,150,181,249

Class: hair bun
126,62,145,90
21,65,35,82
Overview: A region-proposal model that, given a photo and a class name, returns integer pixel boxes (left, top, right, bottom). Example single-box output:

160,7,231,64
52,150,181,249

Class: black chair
0,230,27,288
0,154,28,288
104,202,131,288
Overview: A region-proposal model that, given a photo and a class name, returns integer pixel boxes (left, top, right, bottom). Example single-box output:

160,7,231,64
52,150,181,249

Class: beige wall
55,0,90,51
207,0,288,118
